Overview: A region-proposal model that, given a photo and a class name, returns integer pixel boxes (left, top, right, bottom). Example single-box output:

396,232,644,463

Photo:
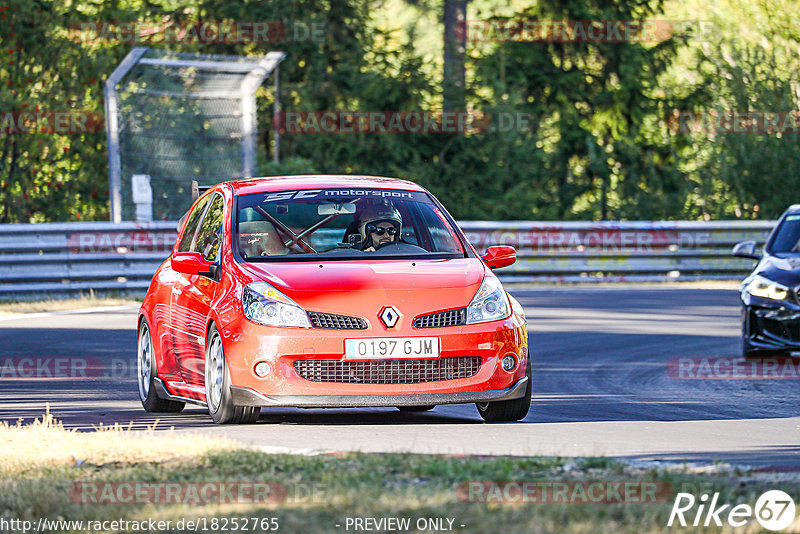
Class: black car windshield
770,213,800,254
235,188,466,261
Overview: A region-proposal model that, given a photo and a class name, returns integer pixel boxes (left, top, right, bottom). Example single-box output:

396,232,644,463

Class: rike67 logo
669,490,796,531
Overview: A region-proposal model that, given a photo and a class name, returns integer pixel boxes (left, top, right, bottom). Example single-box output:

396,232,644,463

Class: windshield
769,214,800,254
235,188,466,261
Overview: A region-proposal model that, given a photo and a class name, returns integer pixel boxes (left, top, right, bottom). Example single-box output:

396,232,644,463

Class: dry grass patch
0,410,239,476
2,413,799,533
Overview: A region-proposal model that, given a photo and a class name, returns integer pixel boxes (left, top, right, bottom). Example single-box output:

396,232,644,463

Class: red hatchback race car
137,175,531,424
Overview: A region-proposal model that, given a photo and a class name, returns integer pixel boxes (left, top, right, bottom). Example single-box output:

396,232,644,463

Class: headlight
242,282,311,328
466,276,510,324
745,275,789,300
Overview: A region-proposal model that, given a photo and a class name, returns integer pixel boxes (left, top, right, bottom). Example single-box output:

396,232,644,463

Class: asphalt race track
2,287,799,468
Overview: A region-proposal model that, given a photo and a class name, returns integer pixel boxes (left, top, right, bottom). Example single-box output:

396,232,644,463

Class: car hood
240,258,488,319
755,254,800,288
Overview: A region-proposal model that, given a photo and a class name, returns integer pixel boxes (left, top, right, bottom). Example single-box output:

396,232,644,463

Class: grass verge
1,414,798,533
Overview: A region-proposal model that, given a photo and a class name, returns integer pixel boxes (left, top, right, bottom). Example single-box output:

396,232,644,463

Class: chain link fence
104,47,284,221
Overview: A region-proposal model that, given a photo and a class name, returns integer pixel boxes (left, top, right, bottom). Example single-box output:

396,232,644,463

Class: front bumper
229,376,529,407
743,293,800,350
217,311,528,400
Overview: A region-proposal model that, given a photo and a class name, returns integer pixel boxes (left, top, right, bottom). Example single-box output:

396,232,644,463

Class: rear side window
177,196,210,252
194,194,225,262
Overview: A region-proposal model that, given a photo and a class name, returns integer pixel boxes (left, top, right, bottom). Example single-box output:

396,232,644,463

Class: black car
734,205,800,357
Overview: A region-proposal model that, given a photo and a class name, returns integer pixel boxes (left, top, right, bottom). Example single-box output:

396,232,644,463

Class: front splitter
229,377,529,408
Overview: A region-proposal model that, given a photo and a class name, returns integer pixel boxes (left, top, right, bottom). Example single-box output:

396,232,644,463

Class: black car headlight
744,275,790,301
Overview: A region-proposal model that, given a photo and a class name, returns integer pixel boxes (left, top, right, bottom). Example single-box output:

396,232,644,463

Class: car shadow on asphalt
0,386,488,429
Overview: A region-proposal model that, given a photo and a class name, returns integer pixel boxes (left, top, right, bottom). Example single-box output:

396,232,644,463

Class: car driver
358,202,402,251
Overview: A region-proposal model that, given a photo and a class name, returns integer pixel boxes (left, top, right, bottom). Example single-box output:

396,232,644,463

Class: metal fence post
104,47,148,223
274,64,280,164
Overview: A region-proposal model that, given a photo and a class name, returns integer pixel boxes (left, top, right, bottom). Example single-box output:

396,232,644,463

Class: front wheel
137,319,184,413
205,324,260,424
476,356,531,422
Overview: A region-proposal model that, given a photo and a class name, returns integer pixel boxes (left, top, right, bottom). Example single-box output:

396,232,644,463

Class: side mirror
481,245,517,269
732,241,760,260
171,252,219,279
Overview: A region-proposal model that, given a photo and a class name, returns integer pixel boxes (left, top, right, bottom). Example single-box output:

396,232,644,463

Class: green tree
689,41,800,219
470,0,693,220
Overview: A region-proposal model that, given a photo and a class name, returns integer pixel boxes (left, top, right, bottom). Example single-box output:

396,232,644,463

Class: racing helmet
358,201,402,246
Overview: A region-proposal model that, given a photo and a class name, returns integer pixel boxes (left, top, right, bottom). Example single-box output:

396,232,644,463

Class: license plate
344,337,439,359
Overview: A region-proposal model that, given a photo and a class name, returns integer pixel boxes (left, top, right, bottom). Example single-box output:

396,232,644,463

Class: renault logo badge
379,306,400,328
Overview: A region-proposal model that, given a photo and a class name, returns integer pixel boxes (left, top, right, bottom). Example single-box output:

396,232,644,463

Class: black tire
396,405,436,412
742,337,765,359
742,311,760,359
476,356,531,422
205,324,260,424
137,318,184,413
742,336,758,359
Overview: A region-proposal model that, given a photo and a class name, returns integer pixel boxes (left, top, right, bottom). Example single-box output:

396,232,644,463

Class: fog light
254,361,270,377
502,355,516,371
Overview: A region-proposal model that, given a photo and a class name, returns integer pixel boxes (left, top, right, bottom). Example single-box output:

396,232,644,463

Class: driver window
193,194,225,262
419,205,463,253
177,195,210,252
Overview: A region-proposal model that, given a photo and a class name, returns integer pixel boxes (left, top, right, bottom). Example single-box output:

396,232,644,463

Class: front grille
761,316,800,342
308,312,367,330
294,356,482,384
413,308,466,329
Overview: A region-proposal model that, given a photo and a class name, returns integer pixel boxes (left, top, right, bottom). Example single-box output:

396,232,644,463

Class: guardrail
0,220,773,296
460,220,772,283
0,222,177,295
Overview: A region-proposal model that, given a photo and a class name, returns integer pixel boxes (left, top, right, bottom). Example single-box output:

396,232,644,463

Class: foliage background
0,0,798,222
